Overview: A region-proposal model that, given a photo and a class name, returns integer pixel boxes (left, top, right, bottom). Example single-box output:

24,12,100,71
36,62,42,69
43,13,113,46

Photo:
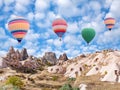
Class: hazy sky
0,0,120,58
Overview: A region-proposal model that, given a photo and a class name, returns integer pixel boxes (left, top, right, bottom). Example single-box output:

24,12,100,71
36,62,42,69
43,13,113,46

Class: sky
0,0,120,58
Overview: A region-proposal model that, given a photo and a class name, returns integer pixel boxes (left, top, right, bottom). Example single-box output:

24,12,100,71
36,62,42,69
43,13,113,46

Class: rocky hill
0,46,69,69
1,48,120,90
47,49,120,89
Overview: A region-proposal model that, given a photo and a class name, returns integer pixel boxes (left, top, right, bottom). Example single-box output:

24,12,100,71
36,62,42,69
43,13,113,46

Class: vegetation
59,83,79,90
104,71,107,75
45,61,53,66
17,67,37,74
41,88,53,90
52,76,59,81
72,87,79,90
84,64,88,67
67,78,76,83
73,74,120,90
0,85,20,90
0,70,4,74
59,84,72,90
38,66,44,71
5,76,24,89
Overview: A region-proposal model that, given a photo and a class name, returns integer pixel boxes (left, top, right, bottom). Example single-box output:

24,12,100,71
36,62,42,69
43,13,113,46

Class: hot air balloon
52,18,67,41
104,17,115,31
81,28,96,44
8,16,30,43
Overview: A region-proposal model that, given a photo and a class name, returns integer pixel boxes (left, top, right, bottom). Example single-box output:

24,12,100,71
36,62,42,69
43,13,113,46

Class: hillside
1,48,120,90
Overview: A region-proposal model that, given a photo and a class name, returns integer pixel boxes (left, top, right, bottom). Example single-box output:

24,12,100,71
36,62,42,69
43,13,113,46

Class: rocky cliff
6,46,28,61
59,53,68,61
1,46,43,73
41,52,57,65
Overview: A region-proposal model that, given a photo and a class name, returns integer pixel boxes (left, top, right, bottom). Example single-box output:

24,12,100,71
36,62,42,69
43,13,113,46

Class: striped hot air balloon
52,18,67,41
8,16,30,43
104,17,115,31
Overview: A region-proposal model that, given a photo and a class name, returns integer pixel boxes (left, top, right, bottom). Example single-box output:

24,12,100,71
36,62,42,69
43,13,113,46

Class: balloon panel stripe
53,27,67,30
106,24,114,26
105,18,115,20
52,25,67,30
54,29,66,33
8,21,29,25
8,23,29,30
11,30,28,33
52,19,67,26
9,19,29,23
104,20,115,24
107,26,113,28
16,38,22,40
55,32,65,37
13,34,26,38
12,32,27,35
52,23,67,26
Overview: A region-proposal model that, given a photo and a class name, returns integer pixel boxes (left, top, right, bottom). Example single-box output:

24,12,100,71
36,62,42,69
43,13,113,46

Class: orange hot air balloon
8,16,30,43
52,18,67,41
104,17,115,31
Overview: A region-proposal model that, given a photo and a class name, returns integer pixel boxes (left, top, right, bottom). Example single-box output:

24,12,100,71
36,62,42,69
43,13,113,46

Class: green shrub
5,76,24,88
41,88,53,90
59,84,72,90
59,83,79,90
0,85,20,90
84,64,88,67
72,87,79,90
15,67,37,74
52,76,59,81
45,61,53,66
104,71,107,75
38,66,44,71
67,78,76,83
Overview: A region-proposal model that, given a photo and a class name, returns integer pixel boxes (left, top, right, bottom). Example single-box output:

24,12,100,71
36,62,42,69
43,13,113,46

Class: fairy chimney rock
59,53,68,61
42,52,57,65
9,46,15,54
6,46,16,59
21,48,29,60
16,50,22,61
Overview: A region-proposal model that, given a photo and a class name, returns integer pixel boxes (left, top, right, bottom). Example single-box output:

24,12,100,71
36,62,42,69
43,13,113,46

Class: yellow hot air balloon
104,17,115,31
8,16,30,43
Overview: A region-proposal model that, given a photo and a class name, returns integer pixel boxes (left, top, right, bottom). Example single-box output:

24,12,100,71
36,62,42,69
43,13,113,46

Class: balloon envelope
82,28,96,44
104,17,115,31
8,16,30,43
52,18,67,40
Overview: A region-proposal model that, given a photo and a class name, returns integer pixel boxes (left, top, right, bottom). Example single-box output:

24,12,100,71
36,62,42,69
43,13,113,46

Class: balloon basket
59,38,62,41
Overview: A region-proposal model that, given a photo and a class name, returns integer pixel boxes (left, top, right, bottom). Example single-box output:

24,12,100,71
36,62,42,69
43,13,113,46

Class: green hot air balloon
81,28,96,44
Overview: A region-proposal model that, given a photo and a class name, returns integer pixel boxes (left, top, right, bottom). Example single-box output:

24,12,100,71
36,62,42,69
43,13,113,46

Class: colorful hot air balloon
8,16,30,43
52,18,67,41
104,17,115,31
82,28,96,44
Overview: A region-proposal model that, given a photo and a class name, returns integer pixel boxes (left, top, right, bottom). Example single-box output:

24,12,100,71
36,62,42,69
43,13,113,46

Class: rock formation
1,46,43,73
16,50,22,61
41,52,57,65
48,65,66,74
5,46,29,61
21,48,28,60
59,53,68,61
6,46,16,61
